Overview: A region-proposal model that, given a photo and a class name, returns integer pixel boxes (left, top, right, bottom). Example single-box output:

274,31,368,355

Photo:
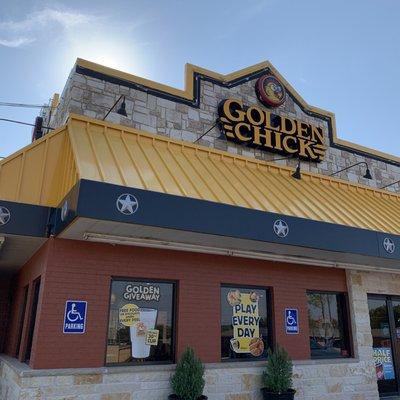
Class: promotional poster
373,347,395,380
106,281,174,364
226,288,265,357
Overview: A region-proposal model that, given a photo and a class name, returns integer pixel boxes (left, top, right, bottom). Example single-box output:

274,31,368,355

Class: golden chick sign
218,75,326,162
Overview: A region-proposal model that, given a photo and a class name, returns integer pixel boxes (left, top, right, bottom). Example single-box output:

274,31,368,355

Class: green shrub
170,347,205,400
263,345,293,393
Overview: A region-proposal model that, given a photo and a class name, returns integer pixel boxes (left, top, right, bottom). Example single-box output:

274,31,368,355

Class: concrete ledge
0,353,360,377
292,357,360,366
0,354,176,377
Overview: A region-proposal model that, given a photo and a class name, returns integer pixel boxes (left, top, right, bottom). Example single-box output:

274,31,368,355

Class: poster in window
221,286,268,359
373,347,395,380
107,281,174,364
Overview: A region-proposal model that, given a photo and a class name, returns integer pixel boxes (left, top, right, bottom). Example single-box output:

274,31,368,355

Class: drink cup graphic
376,362,384,380
230,338,240,352
130,308,157,358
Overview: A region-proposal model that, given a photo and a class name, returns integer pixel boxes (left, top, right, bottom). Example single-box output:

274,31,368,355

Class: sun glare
68,33,139,75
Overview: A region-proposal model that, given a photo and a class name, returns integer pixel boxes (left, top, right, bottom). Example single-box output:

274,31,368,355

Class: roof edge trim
75,58,400,166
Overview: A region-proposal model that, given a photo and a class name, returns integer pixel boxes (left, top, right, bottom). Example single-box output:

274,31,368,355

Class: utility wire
380,180,400,189
0,118,54,130
102,95,124,120
0,102,54,109
193,119,221,143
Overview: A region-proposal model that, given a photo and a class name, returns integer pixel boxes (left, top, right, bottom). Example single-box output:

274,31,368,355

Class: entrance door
368,295,400,397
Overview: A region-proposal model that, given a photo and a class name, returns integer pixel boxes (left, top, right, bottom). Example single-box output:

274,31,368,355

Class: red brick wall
4,242,49,360
8,238,348,369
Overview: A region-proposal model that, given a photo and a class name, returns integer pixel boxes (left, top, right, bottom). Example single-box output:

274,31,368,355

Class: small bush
170,347,205,400
263,345,293,393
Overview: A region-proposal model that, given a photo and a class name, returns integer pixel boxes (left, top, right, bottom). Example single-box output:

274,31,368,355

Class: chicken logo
256,74,286,108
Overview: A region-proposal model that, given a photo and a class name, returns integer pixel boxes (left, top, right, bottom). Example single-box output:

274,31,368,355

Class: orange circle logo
256,75,286,107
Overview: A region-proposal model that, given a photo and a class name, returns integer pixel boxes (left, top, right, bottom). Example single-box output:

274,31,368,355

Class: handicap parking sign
63,300,87,334
285,308,299,334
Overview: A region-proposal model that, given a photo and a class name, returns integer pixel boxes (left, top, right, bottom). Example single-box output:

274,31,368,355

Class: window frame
24,277,41,363
105,276,177,367
15,285,28,359
220,283,273,362
306,289,352,360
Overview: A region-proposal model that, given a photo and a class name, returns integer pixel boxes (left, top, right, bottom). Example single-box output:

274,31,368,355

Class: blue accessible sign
63,300,87,334
285,308,299,334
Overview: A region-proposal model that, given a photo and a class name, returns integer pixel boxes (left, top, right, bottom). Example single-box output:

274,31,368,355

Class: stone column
346,270,379,397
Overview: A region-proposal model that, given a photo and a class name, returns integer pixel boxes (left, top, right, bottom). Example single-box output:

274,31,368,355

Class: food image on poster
249,337,264,356
373,347,395,380
228,289,264,356
227,289,241,306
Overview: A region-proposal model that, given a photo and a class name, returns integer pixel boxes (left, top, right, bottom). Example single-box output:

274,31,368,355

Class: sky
1,0,400,158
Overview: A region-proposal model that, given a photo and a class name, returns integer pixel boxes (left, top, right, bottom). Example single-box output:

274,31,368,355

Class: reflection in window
369,298,391,347
107,280,175,365
307,292,350,359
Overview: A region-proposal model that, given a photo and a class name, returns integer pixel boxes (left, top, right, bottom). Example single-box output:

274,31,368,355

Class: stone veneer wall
0,268,386,400
0,355,379,400
44,66,400,190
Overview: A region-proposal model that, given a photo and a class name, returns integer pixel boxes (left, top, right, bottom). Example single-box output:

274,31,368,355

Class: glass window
368,297,397,395
221,286,269,360
307,291,350,359
107,279,175,365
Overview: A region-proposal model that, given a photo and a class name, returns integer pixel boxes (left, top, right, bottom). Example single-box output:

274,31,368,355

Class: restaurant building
2,59,400,399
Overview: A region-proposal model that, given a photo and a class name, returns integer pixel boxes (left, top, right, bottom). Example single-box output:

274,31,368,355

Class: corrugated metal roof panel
2,113,400,236
69,115,400,234
0,125,78,207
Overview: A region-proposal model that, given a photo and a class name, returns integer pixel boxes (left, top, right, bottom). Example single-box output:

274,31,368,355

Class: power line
0,102,54,109
193,119,221,143
0,118,54,130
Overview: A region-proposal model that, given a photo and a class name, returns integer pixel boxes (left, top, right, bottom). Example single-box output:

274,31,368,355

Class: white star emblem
61,201,68,221
383,237,395,254
0,206,11,226
273,219,289,238
116,193,139,215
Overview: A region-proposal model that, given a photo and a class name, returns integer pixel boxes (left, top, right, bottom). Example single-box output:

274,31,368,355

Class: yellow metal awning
1,114,400,234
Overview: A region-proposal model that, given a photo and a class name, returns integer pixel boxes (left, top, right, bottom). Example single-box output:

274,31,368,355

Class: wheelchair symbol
286,310,296,326
67,303,83,322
